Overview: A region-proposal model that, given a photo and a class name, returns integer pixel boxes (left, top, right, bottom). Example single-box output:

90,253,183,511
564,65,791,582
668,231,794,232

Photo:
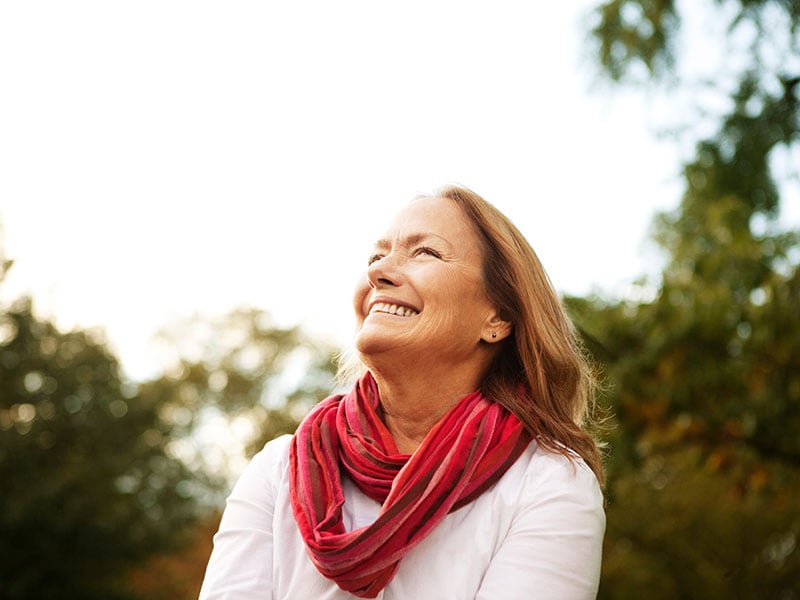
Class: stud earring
491,332,497,338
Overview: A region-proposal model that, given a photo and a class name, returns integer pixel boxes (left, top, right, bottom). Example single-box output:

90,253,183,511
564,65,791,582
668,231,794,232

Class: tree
138,308,339,488
580,1,800,596
0,298,201,600
126,511,221,600
587,0,799,214
123,307,339,598
0,236,338,598
0,304,336,600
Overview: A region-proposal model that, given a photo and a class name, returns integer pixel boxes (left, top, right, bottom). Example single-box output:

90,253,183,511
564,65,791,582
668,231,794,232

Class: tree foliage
126,512,221,600
0,239,338,598
141,308,339,476
0,298,200,599
583,0,800,596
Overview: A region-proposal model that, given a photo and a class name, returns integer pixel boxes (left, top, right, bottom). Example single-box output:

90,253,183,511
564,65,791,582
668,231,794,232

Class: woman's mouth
368,302,419,317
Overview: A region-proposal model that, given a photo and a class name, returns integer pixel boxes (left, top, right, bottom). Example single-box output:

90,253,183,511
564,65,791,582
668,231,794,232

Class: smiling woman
199,185,606,600
351,196,516,454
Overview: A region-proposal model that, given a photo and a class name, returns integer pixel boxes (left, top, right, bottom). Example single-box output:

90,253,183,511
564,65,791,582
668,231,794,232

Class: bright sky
0,1,688,380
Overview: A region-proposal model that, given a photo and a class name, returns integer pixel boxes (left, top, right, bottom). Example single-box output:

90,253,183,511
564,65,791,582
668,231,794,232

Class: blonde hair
338,185,605,485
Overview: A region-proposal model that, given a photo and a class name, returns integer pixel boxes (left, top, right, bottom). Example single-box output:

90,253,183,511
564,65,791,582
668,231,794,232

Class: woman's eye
368,254,383,265
415,246,441,259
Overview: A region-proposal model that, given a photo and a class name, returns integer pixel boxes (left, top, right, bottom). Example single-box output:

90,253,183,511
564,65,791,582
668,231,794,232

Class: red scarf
289,372,531,598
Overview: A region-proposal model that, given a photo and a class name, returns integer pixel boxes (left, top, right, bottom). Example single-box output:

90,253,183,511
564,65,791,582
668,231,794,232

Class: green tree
580,1,800,597
0,238,338,598
124,308,339,598
0,298,201,600
139,308,338,486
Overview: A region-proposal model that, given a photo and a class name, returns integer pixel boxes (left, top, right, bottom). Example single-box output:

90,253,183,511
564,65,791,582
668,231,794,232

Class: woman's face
353,196,497,368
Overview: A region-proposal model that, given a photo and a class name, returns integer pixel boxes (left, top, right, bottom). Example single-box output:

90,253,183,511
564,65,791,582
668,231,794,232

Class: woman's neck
370,368,482,454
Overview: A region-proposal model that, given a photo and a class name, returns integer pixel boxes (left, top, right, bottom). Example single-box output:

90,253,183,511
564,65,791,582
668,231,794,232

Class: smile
369,302,419,317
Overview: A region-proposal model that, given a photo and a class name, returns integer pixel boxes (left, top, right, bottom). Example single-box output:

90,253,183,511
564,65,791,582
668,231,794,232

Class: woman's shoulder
507,440,604,504
256,432,294,456
249,433,293,472
229,434,293,497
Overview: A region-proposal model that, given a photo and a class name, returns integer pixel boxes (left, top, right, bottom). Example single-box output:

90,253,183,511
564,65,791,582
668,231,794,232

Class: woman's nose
366,253,402,288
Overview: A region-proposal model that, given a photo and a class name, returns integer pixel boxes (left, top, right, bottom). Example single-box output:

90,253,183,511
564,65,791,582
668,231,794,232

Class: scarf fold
288,372,531,598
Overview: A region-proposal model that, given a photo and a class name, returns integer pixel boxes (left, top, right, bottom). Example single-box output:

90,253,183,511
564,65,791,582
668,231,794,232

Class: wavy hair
436,185,604,485
337,184,605,485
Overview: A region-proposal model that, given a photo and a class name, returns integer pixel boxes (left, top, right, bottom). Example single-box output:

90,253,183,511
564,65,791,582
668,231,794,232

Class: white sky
1,1,691,380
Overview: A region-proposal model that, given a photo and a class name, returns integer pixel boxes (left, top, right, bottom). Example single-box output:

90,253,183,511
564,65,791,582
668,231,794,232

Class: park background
1,0,798,598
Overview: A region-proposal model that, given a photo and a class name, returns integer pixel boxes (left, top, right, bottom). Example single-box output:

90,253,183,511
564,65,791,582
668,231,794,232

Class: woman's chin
355,327,413,362
354,331,392,357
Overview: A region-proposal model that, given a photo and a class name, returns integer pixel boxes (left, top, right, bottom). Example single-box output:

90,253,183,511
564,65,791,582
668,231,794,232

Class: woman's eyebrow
373,232,452,251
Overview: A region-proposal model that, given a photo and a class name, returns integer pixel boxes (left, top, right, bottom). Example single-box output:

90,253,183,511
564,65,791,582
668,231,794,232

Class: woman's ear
481,313,512,344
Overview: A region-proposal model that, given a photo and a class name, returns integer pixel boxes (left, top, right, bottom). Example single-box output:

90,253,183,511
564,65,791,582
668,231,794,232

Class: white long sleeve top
199,434,605,600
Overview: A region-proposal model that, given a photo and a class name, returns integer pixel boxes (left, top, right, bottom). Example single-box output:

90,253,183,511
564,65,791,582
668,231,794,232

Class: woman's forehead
381,196,473,240
369,196,484,263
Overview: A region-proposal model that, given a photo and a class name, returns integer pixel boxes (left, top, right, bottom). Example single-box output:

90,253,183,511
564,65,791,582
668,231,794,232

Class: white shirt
199,434,605,600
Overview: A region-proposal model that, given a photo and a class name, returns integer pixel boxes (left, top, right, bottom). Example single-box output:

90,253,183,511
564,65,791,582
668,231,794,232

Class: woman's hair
437,185,604,485
337,184,605,485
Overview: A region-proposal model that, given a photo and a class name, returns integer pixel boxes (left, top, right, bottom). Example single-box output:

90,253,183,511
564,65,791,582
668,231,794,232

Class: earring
491,332,497,338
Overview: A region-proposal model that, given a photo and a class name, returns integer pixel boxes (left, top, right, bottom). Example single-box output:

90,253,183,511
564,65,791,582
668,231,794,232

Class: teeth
370,302,419,317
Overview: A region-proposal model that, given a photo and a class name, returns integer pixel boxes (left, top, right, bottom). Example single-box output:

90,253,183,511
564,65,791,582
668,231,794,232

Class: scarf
288,372,531,598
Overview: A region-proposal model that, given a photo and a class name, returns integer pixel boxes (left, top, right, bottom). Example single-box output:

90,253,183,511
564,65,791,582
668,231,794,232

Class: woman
199,185,606,599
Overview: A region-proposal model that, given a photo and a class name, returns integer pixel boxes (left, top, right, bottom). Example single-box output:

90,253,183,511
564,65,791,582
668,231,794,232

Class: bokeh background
1,1,798,598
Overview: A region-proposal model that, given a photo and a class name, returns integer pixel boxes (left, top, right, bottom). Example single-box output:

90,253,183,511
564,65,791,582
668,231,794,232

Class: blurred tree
580,0,800,597
137,308,339,487
126,511,220,600
0,235,338,598
0,298,201,600
125,308,339,597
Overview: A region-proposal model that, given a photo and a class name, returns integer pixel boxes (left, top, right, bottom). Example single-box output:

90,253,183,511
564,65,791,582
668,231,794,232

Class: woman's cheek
352,275,371,321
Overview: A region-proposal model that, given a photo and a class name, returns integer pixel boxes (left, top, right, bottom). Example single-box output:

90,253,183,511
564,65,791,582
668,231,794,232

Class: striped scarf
289,372,531,598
